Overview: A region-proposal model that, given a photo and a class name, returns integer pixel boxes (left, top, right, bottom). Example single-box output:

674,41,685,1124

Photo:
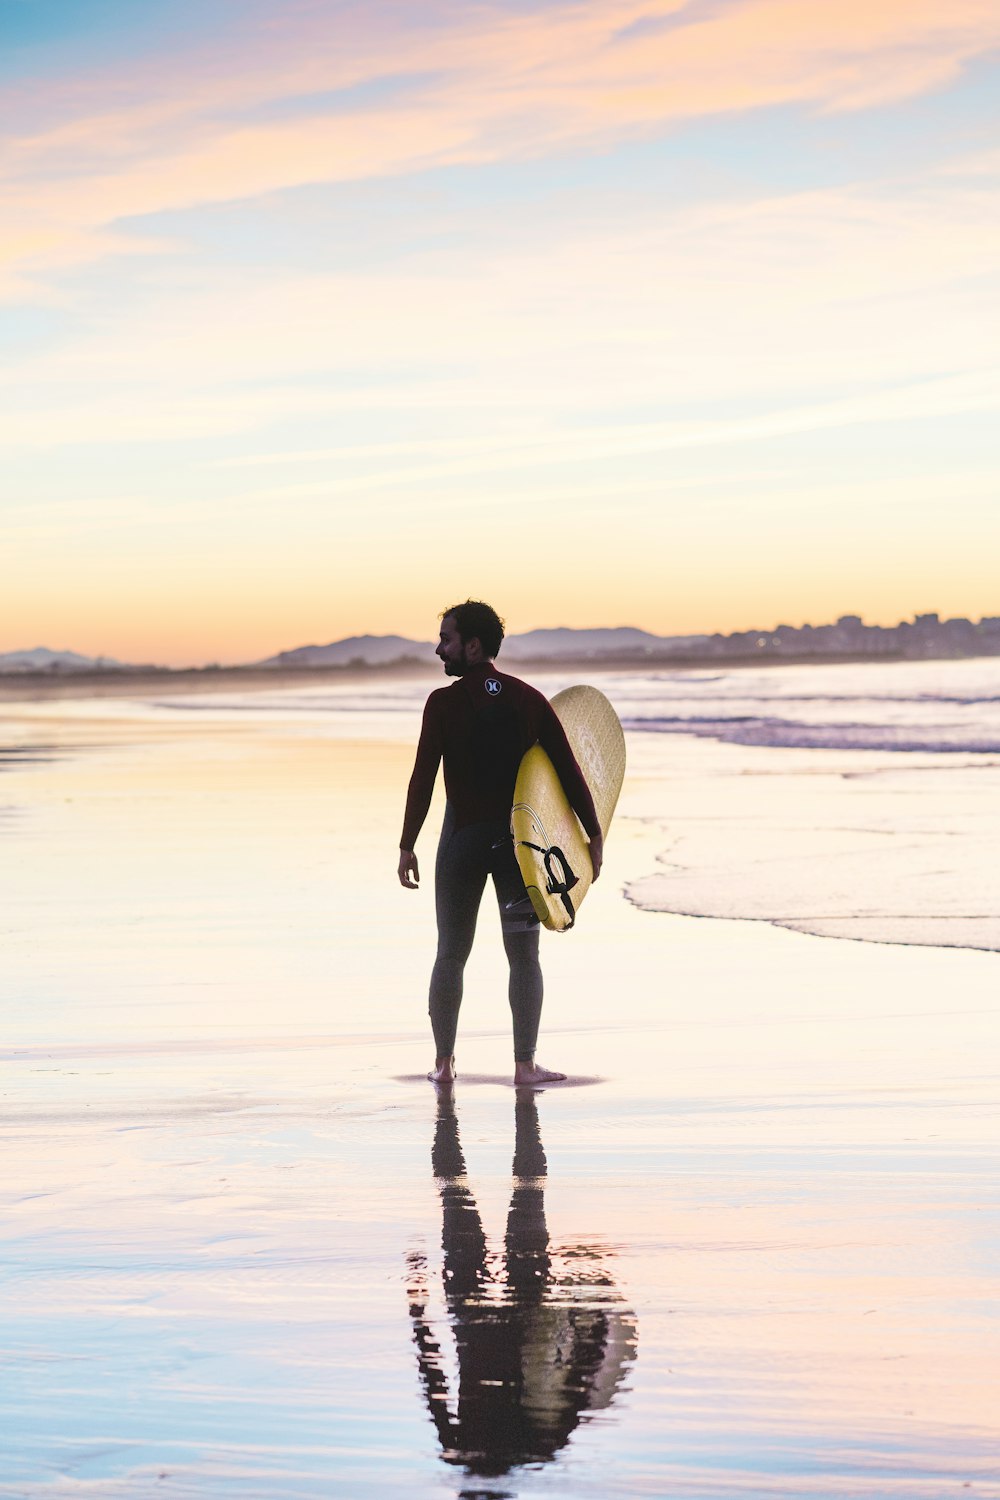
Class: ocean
2,657,999,1497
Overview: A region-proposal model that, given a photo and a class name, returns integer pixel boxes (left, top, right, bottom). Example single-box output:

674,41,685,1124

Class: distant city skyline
5,608,999,674
4,3,1000,665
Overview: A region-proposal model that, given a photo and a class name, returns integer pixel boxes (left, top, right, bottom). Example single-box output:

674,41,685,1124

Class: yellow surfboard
511,685,626,932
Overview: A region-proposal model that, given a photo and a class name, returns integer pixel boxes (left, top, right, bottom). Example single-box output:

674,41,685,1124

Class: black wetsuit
400,662,599,1062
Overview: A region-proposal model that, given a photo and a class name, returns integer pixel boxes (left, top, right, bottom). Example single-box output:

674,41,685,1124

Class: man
398,600,603,1086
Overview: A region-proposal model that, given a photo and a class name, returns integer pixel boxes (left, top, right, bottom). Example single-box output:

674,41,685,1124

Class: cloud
4,0,1000,291
194,370,1000,509
4,158,998,442
940,146,1000,178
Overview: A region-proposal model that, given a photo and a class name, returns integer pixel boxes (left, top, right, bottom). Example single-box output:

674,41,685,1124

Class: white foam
615,659,1000,952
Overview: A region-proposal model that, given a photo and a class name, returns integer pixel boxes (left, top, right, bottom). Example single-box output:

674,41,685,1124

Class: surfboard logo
485,678,502,695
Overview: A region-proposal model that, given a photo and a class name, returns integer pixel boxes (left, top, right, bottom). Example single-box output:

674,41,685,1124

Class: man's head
437,600,505,676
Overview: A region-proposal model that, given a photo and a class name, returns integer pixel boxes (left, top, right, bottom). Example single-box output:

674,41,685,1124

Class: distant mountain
257,625,704,668
0,646,126,674
0,627,701,677
10,613,997,679
257,634,430,668
501,626,697,659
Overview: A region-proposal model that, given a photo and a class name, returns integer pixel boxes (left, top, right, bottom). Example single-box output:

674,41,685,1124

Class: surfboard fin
502,893,542,930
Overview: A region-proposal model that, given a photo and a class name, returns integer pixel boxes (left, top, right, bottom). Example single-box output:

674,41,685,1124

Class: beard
442,648,469,677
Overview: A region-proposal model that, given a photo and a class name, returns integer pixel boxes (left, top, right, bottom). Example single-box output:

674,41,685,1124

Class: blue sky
3,1,999,663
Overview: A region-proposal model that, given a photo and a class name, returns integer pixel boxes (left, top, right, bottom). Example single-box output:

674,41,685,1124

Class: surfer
397,601,603,1086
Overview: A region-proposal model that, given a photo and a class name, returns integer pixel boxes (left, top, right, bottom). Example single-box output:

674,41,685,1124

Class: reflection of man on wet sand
405,1090,637,1479
398,600,603,1086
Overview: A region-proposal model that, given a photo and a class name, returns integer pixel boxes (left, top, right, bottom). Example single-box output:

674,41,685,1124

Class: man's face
437,616,471,676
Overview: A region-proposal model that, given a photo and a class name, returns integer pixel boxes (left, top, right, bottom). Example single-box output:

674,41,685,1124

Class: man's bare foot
428,1056,455,1084
513,1060,567,1086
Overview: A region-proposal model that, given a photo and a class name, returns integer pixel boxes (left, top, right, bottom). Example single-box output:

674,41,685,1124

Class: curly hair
441,600,505,658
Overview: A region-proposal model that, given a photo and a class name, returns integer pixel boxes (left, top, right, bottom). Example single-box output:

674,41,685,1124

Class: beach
3,663,1000,1497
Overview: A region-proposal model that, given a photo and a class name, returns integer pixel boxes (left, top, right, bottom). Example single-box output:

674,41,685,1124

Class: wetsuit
400,661,600,1062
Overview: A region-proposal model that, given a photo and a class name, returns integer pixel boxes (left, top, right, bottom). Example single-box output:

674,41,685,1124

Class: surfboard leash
511,831,579,928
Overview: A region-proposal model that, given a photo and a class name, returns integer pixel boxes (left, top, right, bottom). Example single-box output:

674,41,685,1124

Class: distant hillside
256,626,687,668
255,614,1000,670
0,627,687,677
501,626,697,659
257,634,429,668
9,612,998,679
0,646,126,673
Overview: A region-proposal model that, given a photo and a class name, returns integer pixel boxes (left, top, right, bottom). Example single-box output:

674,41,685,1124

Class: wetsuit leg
431,814,543,1062
429,809,490,1059
492,838,543,1063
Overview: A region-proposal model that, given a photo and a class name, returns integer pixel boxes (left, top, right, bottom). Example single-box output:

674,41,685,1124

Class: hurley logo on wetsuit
485,678,502,695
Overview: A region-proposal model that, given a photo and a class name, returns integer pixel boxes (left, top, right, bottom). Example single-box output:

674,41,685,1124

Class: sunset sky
4,0,999,665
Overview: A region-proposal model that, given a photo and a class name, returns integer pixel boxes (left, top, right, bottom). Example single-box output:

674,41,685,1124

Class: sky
3,0,999,665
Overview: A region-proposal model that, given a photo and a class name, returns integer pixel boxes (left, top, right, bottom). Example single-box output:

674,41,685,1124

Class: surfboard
511,685,626,933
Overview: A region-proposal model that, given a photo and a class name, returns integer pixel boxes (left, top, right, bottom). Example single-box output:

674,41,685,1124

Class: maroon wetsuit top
400,661,601,850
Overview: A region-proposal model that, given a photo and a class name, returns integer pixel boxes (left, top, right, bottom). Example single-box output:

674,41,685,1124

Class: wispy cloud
4,0,1000,292
4,165,998,452
204,370,1000,507
5,2,1000,655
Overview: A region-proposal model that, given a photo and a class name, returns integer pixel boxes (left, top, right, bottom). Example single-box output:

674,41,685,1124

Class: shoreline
4,680,1000,1495
4,647,999,702
4,660,998,959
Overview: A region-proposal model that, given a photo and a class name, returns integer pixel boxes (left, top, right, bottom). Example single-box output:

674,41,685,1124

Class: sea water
2,658,999,1497
115,652,1000,951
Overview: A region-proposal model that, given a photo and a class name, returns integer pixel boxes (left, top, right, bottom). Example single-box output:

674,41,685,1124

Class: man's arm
398,695,444,887
586,830,604,881
536,704,604,879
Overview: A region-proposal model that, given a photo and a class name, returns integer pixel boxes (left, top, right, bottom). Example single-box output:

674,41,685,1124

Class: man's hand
398,849,420,889
588,832,604,882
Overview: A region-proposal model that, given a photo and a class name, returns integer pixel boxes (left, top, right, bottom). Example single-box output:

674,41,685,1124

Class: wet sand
3,690,1000,1496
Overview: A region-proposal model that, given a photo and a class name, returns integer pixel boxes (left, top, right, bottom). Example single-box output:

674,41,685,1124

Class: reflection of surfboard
511,686,626,933
519,1302,639,1420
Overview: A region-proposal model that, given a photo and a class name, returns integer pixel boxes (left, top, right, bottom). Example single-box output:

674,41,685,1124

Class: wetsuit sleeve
537,703,602,839
400,694,444,850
